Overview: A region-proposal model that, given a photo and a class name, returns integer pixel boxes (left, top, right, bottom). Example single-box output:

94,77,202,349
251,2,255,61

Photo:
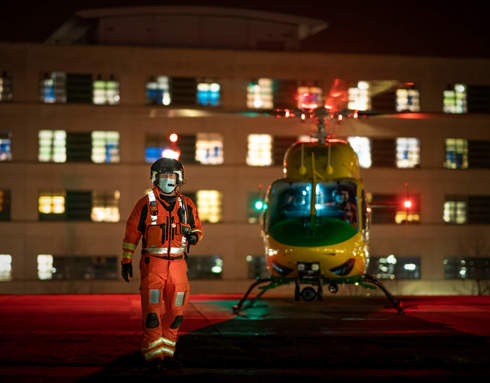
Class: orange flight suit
122,186,203,362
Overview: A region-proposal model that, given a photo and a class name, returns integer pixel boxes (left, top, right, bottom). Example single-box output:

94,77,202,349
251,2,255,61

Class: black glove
122,263,133,283
187,233,198,245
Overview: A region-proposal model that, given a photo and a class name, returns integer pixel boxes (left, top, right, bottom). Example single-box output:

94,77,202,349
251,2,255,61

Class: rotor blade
323,78,349,113
368,80,401,97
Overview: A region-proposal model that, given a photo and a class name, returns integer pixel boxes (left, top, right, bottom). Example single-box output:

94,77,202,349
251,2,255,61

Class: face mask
159,178,176,194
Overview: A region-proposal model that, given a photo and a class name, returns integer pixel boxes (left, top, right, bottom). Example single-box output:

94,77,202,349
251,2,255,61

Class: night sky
1,0,488,58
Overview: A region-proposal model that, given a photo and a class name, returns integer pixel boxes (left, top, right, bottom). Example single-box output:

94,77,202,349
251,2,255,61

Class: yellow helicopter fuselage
261,139,370,282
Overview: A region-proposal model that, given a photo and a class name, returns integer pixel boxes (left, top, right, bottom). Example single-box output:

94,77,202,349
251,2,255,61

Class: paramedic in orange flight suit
121,158,203,370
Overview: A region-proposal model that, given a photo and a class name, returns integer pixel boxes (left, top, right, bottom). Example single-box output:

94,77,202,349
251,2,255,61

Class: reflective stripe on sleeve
122,242,137,250
179,197,187,223
122,251,133,257
148,191,158,226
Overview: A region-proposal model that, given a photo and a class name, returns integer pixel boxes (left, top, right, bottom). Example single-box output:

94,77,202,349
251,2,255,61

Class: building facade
1,7,490,295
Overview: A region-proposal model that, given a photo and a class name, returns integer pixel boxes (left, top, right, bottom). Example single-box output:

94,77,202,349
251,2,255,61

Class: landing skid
361,274,404,314
232,274,404,315
232,278,276,314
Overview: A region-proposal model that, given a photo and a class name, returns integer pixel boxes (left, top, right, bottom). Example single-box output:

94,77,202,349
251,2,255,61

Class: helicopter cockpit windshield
315,181,358,229
266,180,359,232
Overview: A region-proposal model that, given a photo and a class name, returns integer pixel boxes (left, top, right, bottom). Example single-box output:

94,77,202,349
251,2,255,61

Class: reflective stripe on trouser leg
161,337,176,348
162,259,189,346
142,343,175,360
140,286,164,360
141,337,164,352
141,337,175,360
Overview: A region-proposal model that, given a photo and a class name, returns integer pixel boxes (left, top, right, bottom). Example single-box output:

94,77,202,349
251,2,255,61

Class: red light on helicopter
169,133,179,143
403,199,413,209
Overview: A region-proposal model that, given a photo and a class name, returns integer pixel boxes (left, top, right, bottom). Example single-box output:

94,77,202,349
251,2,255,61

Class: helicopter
232,79,404,314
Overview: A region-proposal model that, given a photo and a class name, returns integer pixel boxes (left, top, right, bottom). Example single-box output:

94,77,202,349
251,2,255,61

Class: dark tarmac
0,294,489,382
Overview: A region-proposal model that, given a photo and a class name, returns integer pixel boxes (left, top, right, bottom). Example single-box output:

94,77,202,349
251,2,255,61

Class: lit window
0,72,13,102
371,194,420,224
91,191,120,222
145,134,166,163
297,86,322,109
195,133,223,165
367,255,420,279
444,138,468,169
38,130,66,163
396,88,420,112
348,81,370,111
45,256,118,280
247,134,272,166
197,82,221,106
146,76,171,105
145,147,163,163
0,131,12,161
347,137,371,168
395,211,420,224
187,256,223,280
444,84,467,113
0,189,11,221
37,254,54,280
93,76,120,105
247,78,273,109
396,138,420,168
196,190,222,223
443,200,467,224
40,72,66,103
38,192,65,214
161,148,180,160
91,131,120,163
145,134,188,163
0,254,12,281
247,255,268,279
444,257,490,280
395,196,420,224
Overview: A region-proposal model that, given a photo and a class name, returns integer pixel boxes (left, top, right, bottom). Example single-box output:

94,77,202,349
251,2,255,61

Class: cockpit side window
315,181,359,230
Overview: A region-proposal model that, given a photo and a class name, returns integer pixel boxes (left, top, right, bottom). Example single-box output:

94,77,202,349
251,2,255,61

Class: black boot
161,356,183,369
148,358,164,372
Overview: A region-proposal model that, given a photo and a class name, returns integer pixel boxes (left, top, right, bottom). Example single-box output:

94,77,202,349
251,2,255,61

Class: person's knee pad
146,313,159,329
170,315,183,329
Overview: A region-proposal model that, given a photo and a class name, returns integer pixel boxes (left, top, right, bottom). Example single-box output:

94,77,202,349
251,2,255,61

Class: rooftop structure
46,6,327,50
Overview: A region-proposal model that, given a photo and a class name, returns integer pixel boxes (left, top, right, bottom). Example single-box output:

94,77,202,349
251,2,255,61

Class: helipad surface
0,294,489,382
